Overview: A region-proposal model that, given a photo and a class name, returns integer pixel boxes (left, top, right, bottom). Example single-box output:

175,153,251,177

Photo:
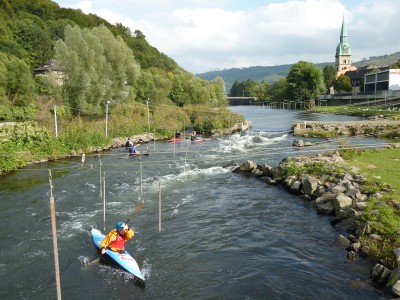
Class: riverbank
231,149,400,297
0,120,252,175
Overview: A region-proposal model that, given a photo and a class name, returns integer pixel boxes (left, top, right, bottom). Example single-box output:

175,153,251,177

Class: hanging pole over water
184,140,189,172
158,177,162,232
48,170,62,300
140,155,143,195
98,155,102,197
102,175,106,232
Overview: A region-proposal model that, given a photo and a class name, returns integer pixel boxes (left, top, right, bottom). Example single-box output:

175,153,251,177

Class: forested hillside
198,52,400,93
0,0,227,121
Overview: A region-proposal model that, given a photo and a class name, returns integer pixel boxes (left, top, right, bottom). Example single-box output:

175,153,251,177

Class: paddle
80,200,144,267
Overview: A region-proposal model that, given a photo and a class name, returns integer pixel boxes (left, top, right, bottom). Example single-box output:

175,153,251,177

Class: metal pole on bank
54,104,58,138
48,170,62,300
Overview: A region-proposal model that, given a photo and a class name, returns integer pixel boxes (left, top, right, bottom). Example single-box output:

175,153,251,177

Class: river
0,106,386,299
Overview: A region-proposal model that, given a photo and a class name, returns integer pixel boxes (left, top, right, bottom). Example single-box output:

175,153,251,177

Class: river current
0,106,386,299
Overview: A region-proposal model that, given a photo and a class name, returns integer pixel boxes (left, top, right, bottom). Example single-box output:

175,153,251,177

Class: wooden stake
48,170,62,300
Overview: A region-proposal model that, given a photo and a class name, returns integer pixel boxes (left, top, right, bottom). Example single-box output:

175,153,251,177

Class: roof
34,59,61,72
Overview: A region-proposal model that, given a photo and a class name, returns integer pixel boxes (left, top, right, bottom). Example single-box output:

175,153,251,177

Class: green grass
313,105,400,119
345,148,400,198
342,148,400,268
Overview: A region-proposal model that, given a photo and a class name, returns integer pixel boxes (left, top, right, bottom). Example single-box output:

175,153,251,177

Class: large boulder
332,194,353,213
301,176,319,195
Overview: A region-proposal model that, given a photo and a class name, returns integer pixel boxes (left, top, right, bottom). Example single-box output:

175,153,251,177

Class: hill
197,51,400,93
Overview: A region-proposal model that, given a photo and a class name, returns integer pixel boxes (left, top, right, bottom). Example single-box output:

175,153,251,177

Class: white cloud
54,0,400,73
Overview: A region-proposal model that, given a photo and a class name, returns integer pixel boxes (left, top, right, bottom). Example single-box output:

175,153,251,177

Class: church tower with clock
335,15,352,72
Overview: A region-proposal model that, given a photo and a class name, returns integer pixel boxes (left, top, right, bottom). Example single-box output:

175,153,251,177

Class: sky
53,0,400,74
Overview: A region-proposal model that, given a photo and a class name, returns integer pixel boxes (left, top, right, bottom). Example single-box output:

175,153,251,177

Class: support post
105,100,110,137
54,104,58,138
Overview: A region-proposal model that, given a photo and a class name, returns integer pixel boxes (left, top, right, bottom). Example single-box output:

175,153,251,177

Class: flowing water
0,107,386,299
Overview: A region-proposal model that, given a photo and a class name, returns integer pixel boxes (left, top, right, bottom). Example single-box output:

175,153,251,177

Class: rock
289,181,302,194
301,176,319,195
347,251,358,260
293,139,305,147
239,160,258,172
333,234,351,249
345,188,362,200
354,202,368,211
259,176,279,185
392,280,400,297
315,202,333,215
370,263,392,286
356,222,372,236
349,242,361,252
394,248,400,264
283,176,298,189
332,194,353,213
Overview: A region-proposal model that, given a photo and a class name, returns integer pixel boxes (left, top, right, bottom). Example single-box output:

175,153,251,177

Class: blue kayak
90,227,145,285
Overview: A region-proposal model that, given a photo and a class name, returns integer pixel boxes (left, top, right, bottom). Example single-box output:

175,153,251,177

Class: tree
0,53,36,106
54,25,141,115
322,65,337,93
391,58,400,69
286,61,325,108
270,78,288,101
334,74,352,92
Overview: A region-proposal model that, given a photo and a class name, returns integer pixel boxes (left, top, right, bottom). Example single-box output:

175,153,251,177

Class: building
335,15,352,72
364,68,400,93
34,59,65,85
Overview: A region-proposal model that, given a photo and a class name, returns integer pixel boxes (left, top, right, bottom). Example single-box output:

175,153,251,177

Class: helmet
115,222,125,230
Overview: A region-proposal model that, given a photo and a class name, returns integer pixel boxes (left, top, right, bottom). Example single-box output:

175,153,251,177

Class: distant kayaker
125,138,133,148
100,222,134,254
129,144,137,154
190,131,197,141
175,130,181,139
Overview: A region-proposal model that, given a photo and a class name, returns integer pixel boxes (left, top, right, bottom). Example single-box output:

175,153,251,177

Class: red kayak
168,138,181,143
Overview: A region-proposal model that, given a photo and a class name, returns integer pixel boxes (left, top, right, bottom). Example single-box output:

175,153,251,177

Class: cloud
55,0,400,73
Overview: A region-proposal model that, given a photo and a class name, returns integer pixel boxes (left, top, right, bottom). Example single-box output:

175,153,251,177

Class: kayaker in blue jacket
129,144,137,154
100,222,134,254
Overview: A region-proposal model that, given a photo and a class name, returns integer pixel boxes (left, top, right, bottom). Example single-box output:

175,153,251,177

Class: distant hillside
197,51,400,93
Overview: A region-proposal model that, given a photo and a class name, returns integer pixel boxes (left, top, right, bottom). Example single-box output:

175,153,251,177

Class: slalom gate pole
98,155,102,197
158,177,162,232
48,170,62,300
102,175,106,232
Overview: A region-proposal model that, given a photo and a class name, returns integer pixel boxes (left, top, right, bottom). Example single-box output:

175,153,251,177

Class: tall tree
286,61,325,108
322,65,337,93
54,25,141,114
334,74,352,92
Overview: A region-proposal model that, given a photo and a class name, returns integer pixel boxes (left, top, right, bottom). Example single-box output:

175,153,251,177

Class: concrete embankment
293,119,400,137
229,153,400,297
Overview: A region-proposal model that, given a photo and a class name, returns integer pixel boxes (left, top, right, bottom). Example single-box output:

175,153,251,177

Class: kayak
168,138,181,143
90,227,145,285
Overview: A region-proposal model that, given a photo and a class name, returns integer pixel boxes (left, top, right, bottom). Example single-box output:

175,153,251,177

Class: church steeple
335,14,352,72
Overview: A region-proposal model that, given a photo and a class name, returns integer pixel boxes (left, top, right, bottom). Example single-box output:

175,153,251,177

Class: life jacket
109,233,126,250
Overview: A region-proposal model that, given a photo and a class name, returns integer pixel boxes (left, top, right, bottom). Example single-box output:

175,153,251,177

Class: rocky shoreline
228,152,400,297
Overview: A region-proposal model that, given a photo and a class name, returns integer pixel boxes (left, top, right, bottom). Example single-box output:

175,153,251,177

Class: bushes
0,105,38,121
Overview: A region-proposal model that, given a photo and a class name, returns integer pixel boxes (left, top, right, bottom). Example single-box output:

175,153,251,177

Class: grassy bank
313,105,400,120
340,147,400,268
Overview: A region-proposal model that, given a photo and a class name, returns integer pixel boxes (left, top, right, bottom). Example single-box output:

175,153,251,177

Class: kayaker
190,131,197,141
175,130,181,139
125,138,133,148
100,222,134,254
129,144,137,154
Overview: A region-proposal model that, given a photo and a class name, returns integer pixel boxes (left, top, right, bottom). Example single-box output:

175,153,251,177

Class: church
334,16,400,94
